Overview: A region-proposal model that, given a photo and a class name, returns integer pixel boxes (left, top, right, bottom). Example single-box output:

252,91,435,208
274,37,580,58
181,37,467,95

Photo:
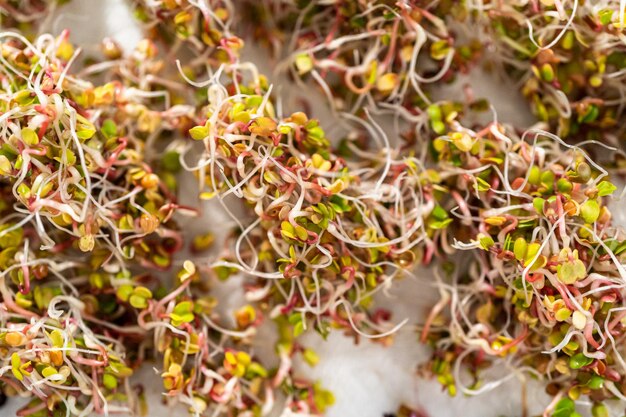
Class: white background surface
2,1,575,416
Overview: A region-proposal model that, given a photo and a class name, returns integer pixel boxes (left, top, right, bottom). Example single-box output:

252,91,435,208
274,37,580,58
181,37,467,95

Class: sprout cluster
1,1,626,417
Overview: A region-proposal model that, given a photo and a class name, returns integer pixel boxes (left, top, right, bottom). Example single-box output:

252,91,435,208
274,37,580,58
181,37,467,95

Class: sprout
2,1,626,416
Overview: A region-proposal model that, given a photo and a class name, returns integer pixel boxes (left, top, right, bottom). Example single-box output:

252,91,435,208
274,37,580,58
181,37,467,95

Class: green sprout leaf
21,127,39,146
477,233,494,250
580,199,600,224
596,181,617,197
569,352,593,370
170,301,195,327
295,53,313,75
189,124,209,140
552,398,576,417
